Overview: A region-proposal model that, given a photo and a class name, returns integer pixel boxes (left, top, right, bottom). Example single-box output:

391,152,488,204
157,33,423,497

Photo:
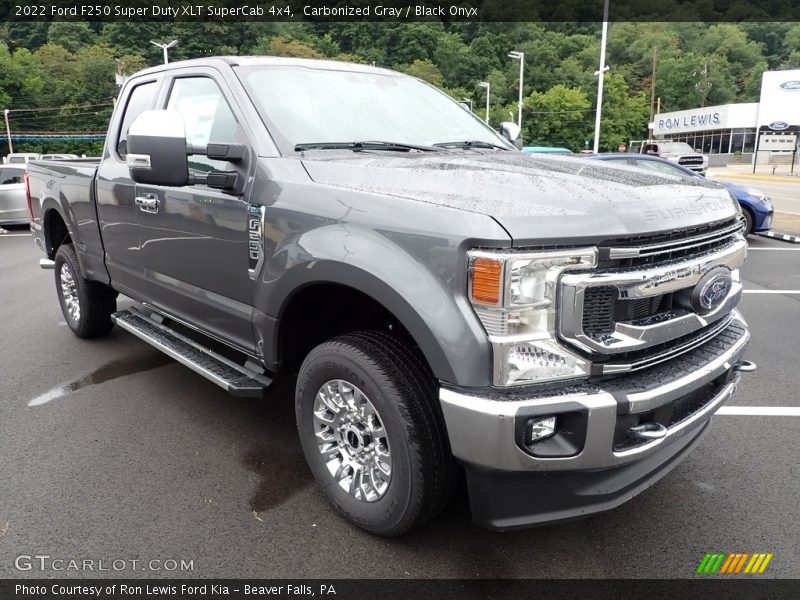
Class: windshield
658,142,696,154
236,65,511,153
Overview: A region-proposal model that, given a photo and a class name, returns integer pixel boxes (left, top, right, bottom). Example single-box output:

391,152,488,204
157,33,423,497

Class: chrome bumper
439,312,750,472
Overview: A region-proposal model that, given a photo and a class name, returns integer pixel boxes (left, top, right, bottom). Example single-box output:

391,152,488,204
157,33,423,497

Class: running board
111,309,271,397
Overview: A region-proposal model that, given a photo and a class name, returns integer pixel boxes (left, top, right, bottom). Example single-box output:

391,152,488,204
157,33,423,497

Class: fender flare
259,224,492,387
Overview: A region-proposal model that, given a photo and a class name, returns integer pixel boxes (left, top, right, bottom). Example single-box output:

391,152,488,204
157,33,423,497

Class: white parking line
718,406,800,416
743,290,800,294
748,247,800,251
0,233,31,237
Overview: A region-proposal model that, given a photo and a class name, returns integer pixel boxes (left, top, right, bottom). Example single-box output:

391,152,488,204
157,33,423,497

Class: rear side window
117,81,158,158
0,168,24,184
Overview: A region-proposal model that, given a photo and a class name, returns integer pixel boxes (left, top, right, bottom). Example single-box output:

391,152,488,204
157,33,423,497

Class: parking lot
1,227,798,579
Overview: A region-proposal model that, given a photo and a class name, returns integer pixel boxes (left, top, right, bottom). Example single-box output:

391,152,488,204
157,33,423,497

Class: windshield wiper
433,140,510,150
294,140,439,152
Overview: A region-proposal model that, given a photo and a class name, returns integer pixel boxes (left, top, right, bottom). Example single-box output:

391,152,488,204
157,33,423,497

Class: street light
592,0,610,154
508,51,524,130
3,109,12,154
478,81,490,124
150,39,178,65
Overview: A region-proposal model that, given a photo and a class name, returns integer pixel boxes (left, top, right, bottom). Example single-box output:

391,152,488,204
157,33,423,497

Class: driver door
136,71,256,352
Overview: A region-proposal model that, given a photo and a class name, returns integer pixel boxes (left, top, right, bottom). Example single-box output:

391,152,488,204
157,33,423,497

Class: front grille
560,220,746,372
678,156,704,166
582,286,677,338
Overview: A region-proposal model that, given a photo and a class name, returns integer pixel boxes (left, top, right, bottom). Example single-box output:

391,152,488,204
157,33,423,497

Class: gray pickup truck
27,57,755,535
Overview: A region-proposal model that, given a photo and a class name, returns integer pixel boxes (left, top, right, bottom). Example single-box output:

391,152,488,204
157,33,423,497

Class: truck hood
301,152,738,246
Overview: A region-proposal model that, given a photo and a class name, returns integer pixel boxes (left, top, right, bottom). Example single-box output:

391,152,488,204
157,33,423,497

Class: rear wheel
54,244,116,338
295,331,456,536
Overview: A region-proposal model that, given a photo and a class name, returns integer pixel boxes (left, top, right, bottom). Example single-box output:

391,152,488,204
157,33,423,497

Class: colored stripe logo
696,552,773,574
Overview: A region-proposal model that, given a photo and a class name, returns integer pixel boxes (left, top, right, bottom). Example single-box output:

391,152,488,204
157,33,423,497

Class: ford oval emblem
769,121,789,130
779,80,800,91
691,267,733,314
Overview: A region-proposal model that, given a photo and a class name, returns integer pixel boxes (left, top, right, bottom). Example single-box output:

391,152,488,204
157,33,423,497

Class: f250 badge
691,267,733,314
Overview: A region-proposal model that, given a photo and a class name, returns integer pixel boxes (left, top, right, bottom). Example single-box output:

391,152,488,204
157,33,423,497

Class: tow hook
733,360,757,373
627,422,668,441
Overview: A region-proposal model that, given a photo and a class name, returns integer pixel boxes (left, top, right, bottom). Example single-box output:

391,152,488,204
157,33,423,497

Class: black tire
295,331,457,536
54,243,117,338
742,209,754,236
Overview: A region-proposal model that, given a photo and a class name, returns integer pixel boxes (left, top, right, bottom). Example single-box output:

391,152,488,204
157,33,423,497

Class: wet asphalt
0,228,798,579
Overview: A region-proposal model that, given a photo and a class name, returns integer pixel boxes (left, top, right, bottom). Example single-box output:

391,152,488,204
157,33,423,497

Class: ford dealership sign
769,121,790,130
779,80,800,91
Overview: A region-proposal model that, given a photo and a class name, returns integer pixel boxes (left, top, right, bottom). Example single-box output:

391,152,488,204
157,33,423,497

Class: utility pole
3,109,12,154
478,81,490,124
648,46,658,125
150,40,178,65
592,0,610,154
696,59,711,108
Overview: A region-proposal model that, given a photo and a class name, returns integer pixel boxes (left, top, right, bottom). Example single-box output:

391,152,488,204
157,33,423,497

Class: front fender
257,223,494,387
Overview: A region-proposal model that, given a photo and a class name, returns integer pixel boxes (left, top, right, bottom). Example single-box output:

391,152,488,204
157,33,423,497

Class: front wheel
295,331,456,536
742,209,754,236
54,244,116,338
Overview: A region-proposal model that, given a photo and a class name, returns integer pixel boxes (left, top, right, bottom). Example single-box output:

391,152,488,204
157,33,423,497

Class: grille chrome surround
559,229,747,361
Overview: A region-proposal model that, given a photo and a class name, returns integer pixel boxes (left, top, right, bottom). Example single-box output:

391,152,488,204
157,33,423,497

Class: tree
46,23,96,53
522,84,593,150
254,36,323,59
403,59,444,87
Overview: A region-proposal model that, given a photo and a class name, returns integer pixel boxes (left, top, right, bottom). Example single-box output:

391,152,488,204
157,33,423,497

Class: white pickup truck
642,141,708,173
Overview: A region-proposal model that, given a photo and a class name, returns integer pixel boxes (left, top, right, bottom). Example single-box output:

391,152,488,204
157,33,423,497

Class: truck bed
27,157,106,282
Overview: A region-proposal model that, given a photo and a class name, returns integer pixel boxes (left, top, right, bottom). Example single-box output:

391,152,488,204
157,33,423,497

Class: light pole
3,109,12,154
478,81,490,124
508,51,524,130
150,40,178,65
592,0,610,154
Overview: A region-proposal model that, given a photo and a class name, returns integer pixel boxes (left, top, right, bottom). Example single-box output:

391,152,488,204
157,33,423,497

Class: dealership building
648,68,800,166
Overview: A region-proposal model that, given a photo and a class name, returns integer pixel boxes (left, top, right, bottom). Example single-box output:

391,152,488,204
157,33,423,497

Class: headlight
468,248,597,386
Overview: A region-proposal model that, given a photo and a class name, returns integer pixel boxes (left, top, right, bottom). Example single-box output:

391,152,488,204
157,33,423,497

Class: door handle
135,194,159,213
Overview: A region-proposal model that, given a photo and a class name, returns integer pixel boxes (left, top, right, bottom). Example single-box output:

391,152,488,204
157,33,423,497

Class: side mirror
127,109,246,191
499,121,521,143
127,110,190,186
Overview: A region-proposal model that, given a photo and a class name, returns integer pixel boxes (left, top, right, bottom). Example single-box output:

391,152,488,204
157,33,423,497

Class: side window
166,77,241,173
0,168,24,184
117,81,158,158
634,159,684,176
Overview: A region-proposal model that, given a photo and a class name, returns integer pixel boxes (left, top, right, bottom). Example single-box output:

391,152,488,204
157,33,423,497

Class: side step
111,309,272,397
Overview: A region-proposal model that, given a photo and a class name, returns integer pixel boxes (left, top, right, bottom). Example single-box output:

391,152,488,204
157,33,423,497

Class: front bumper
439,312,751,530
755,209,773,232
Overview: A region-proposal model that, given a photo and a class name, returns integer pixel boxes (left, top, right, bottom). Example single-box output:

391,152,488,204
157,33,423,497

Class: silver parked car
0,165,28,225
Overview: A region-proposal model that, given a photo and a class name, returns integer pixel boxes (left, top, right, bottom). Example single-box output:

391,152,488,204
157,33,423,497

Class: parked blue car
587,153,773,235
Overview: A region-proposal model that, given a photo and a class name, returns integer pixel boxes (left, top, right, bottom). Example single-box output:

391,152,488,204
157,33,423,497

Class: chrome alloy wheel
313,379,392,502
59,263,80,322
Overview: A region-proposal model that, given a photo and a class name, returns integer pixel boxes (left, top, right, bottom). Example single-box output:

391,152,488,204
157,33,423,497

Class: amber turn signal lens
471,257,503,305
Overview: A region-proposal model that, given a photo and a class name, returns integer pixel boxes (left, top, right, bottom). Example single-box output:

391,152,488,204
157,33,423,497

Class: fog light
526,416,557,444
